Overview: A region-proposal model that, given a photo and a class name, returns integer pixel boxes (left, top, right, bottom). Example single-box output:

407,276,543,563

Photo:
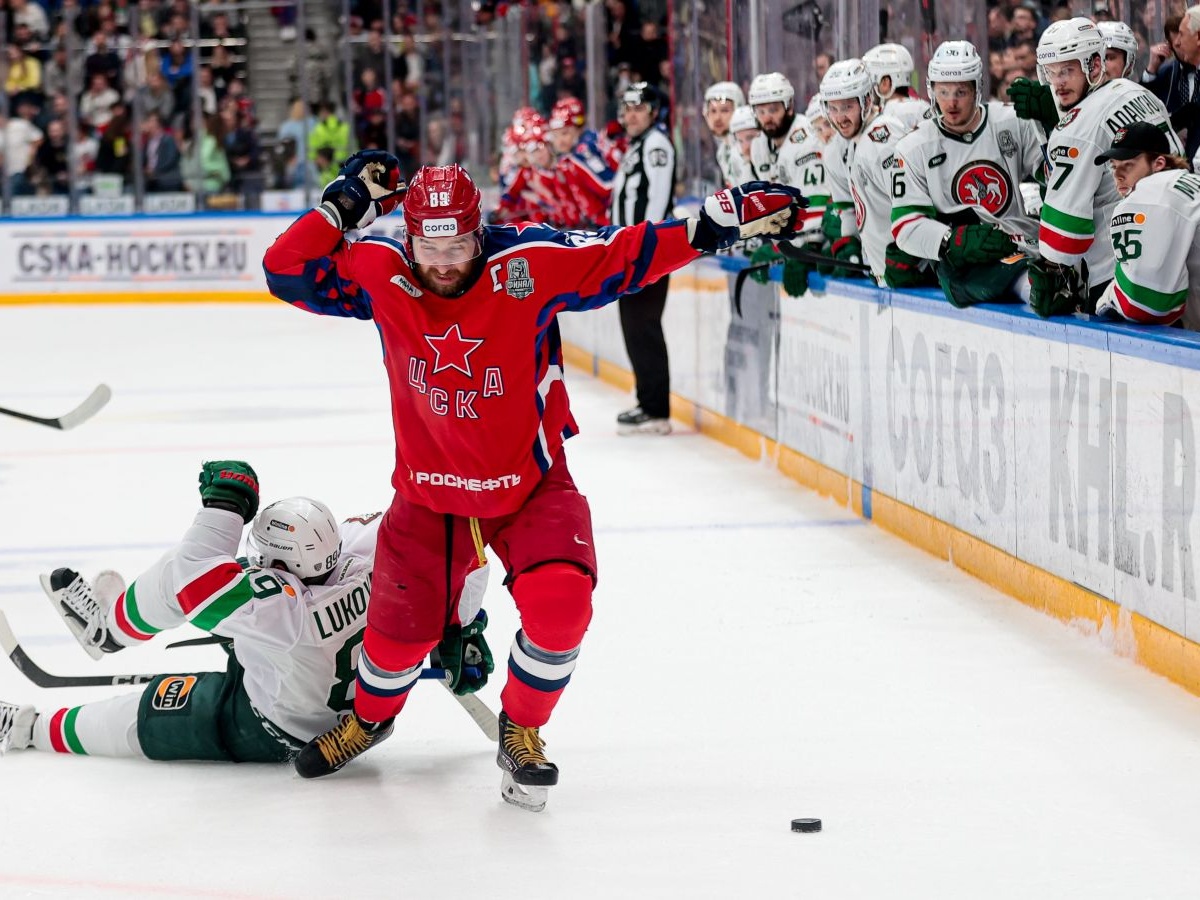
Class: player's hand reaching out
690,181,809,253
198,460,260,523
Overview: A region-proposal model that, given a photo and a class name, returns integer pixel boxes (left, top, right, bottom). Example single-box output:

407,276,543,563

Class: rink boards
2,211,1200,692
558,258,1200,695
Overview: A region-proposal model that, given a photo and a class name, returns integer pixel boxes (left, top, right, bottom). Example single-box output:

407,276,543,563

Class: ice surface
3,304,1200,899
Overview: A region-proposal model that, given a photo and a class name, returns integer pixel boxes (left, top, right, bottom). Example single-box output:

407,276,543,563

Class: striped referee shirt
611,124,676,226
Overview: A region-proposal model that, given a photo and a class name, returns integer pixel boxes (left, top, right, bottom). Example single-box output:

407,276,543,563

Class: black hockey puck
791,818,822,833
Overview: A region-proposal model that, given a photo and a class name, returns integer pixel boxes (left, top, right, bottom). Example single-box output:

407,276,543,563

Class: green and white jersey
105,507,485,741
1040,77,1180,286
1095,169,1200,329
882,95,931,131
775,121,830,243
824,115,911,278
749,113,811,182
716,133,753,187
891,101,1044,260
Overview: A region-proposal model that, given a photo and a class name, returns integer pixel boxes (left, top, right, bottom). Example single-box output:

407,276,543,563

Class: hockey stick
0,384,112,431
733,263,773,317
774,241,873,275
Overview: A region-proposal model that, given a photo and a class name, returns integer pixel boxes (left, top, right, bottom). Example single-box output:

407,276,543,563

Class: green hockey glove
884,242,934,288
198,460,260,523
821,206,846,242
781,256,812,297
830,236,865,278
1006,77,1059,132
748,241,782,284
940,224,1016,267
1027,258,1086,318
436,610,495,696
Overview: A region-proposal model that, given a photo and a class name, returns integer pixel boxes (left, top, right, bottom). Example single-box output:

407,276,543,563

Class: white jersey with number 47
105,507,484,742
1096,169,1200,329
1040,77,1180,286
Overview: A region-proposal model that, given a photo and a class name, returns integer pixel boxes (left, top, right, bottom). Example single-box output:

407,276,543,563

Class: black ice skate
294,712,393,778
616,406,671,436
497,711,558,812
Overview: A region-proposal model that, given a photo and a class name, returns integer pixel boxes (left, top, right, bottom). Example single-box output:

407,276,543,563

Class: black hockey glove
691,182,808,253
198,460,260,523
434,610,495,696
1027,258,1086,318
319,150,406,231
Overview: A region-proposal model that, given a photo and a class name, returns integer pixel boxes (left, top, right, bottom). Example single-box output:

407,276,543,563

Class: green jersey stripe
890,204,937,222
64,706,87,755
124,582,161,636
190,577,254,632
1041,203,1094,236
1115,263,1188,311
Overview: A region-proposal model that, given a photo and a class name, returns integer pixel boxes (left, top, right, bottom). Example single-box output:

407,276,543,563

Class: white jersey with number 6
890,101,1044,261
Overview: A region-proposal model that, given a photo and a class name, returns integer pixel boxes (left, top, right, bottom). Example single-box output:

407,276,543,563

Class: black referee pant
618,274,671,419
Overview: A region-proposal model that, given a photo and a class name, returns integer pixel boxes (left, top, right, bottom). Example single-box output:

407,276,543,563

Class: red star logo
425,324,485,378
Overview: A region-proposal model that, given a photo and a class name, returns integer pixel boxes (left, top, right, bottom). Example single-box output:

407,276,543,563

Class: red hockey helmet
549,96,585,130
403,165,484,266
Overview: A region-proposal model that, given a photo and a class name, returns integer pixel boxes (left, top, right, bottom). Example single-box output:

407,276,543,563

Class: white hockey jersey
1095,169,1200,329
775,121,829,242
105,507,485,742
716,133,753,188
824,114,910,280
749,114,812,183
891,101,1044,261
1040,77,1181,286
882,95,931,131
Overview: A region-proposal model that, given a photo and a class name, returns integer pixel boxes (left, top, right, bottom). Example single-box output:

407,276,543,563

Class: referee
611,82,676,435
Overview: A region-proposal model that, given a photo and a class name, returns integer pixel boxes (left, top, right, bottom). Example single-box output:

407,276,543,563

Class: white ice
3,304,1200,899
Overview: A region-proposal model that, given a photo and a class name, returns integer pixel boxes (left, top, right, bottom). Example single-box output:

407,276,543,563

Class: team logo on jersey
789,128,809,144
505,257,535,299
952,162,1012,216
424,323,485,377
152,675,198,711
649,148,669,167
867,124,891,143
998,130,1018,158
1056,108,1082,130
851,184,866,230
390,273,424,297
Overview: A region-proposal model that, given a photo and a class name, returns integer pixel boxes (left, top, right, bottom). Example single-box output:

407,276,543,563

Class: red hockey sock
501,563,593,727
352,628,432,724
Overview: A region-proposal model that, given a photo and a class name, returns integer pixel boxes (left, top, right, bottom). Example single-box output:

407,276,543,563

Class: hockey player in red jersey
549,96,616,227
263,151,805,809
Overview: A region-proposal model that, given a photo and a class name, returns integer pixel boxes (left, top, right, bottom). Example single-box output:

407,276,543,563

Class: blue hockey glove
691,181,808,253
319,150,406,231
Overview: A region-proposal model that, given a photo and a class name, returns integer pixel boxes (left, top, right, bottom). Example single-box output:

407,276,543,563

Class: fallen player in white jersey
0,460,490,762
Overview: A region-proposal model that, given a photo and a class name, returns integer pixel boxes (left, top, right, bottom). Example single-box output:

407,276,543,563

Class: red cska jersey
263,211,700,517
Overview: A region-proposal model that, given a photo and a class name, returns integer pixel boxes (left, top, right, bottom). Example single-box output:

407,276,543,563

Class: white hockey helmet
247,497,342,583
1037,17,1106,90
804,95,828,122
1097,21,1138,78
926,40,985,123
820,58,874,127
705,80,746,107
748,71,795,108
862,42,915,99
730,104,760,134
